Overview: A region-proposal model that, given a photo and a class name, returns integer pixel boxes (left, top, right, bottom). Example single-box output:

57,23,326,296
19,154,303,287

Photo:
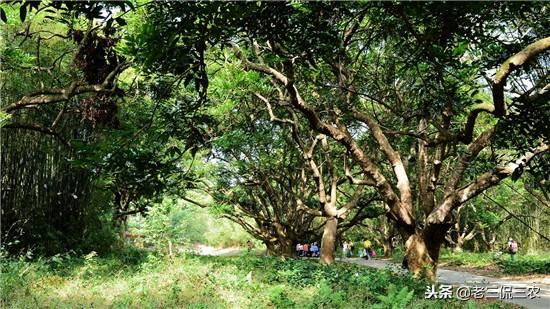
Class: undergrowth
0,249,518,308
391,248,550,275
439,250,550,275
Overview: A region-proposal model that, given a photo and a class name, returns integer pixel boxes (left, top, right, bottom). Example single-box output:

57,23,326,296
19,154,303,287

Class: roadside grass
1,249,519,308
392,248,550,275
440,250,550,275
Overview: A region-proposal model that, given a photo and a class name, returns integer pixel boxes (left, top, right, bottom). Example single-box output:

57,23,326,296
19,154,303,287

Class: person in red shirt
302,243,309,257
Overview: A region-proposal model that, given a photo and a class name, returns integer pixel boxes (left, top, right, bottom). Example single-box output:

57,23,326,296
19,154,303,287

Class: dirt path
192,244,244,256
342,257,550,309
192,246,549,309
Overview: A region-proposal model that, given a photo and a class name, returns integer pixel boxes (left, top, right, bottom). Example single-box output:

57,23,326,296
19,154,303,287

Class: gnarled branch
461,37,550,143
2,62,129,113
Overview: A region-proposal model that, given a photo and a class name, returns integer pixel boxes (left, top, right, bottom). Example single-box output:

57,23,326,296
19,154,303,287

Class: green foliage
310,280,346,308
138,199,189,252
371,284,414,309
128,198,254,250
439,250,550,275
2,4,549,303
498,256,550,275
267,285,296,308
440,250,497,269
0,111,11,127
0,254,515,308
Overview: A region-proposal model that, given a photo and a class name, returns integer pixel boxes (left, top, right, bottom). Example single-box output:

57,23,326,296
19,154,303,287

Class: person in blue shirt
310,242,320,257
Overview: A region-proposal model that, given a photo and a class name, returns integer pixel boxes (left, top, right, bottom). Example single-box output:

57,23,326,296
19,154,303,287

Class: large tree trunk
382,238,393,257
278,238,295,257
404,235,438,281
379,218,395,257
403,225,448,281
265,239,295,257
265,242,277,256
481,230,497,251
320,217,338,265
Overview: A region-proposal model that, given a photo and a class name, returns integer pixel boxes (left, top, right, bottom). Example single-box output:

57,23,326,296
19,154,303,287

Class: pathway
343,257,550,309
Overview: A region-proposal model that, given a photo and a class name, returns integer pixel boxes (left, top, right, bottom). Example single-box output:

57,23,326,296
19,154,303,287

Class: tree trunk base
265,240,295,257
320,217,338,265
404,234,438,281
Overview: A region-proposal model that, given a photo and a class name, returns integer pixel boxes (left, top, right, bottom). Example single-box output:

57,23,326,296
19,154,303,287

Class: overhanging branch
2,62,129,113
461,37,550,143
2,122,70,147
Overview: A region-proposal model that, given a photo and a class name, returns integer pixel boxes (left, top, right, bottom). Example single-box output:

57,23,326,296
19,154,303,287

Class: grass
439,250,550,275
392,248,550,276
0,248,519,308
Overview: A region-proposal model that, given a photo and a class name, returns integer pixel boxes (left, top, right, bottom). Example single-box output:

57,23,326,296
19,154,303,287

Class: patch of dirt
192,244,243,256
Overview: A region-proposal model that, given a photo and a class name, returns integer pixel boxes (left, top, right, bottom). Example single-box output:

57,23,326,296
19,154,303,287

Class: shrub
267,285,296,308
372,284,414,309
498,256,550,275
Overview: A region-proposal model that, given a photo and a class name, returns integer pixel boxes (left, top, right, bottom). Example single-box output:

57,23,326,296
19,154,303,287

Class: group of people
296,242,320,257
343,239,377,259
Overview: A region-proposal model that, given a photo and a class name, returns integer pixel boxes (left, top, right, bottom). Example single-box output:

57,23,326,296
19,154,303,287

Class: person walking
363,239,372,260
247,240,253,252
507,237,518,261
343,241,350,258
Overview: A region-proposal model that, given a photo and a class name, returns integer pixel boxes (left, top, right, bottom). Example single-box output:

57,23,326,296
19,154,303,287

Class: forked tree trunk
481,230,497,251
320,217,338,265
454,236,465,252
404,225,448,281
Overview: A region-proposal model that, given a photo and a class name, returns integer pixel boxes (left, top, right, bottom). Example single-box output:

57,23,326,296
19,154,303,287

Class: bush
309,279,346,308
267,285,296,308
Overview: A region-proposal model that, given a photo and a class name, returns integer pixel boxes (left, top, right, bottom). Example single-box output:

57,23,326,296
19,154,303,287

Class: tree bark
454,236,465,252
265,242,277,256
382,238,393,257
379,218,395,257
403,225,448,281
320,216,338,265
265,238,295,257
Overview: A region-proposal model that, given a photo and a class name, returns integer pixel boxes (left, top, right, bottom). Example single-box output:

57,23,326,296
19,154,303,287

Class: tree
209,96,382,259
0,1,208,254
0,2,132,254
129,2,549,279
444,204,478,252
209,1,550,278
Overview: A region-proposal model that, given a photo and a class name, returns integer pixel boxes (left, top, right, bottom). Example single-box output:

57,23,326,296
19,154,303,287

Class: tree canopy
1,1,548,280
